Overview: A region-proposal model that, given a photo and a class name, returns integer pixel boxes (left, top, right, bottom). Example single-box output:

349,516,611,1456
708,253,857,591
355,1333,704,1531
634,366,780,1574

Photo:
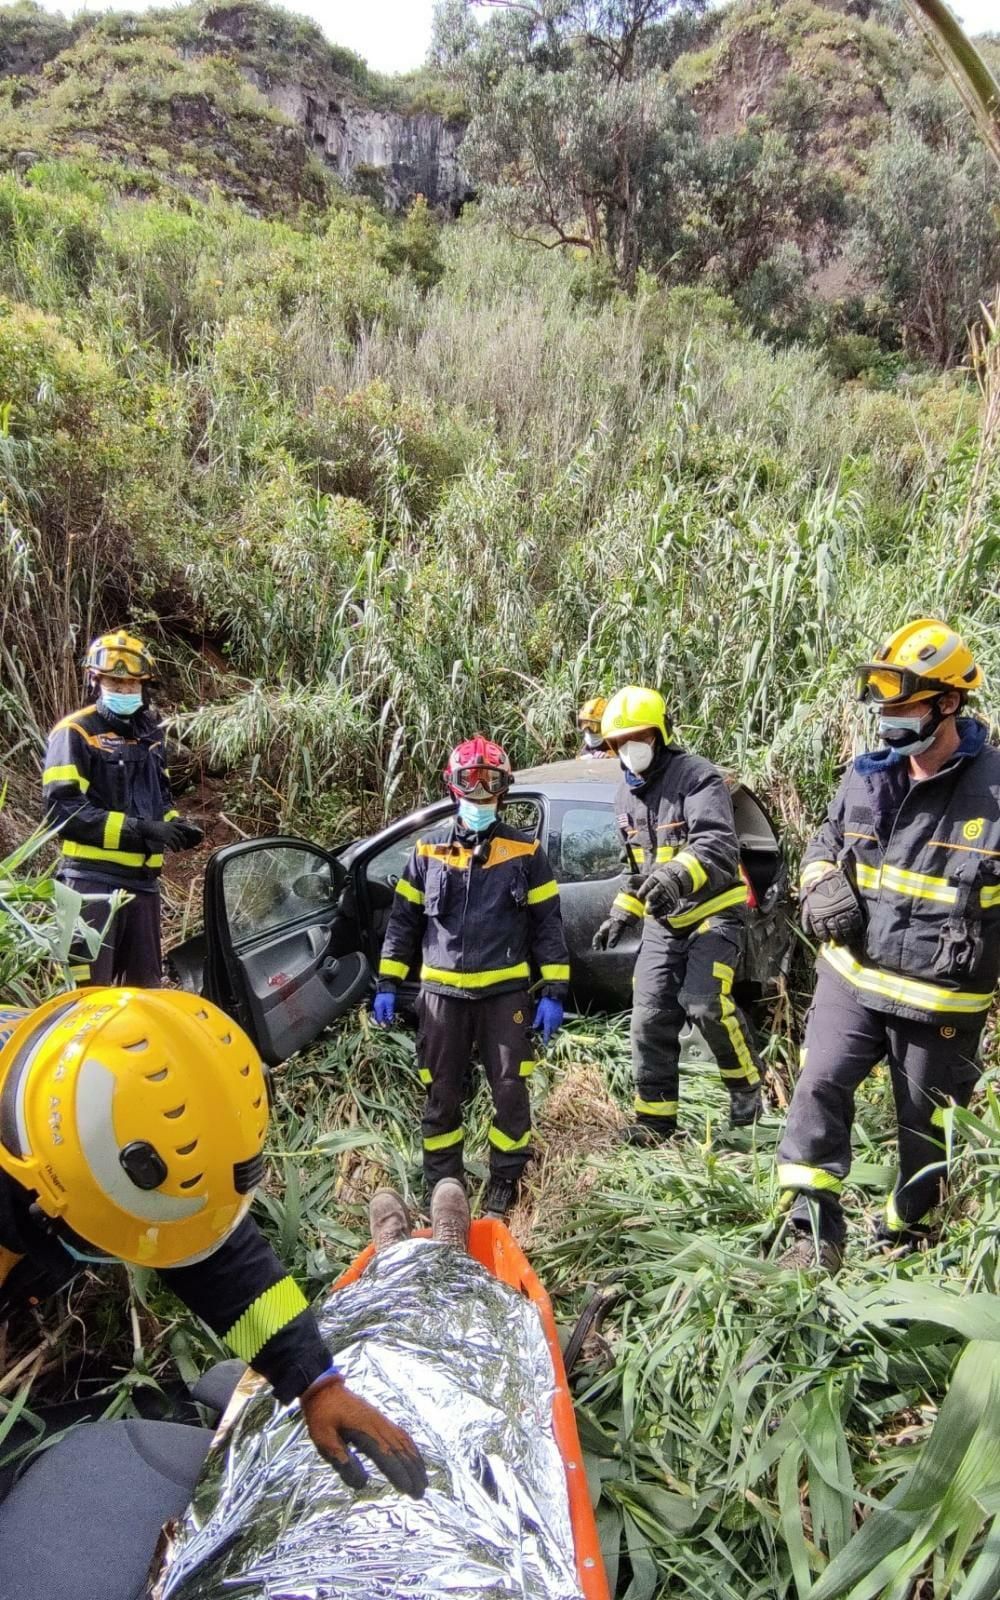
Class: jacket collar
854,716,987,777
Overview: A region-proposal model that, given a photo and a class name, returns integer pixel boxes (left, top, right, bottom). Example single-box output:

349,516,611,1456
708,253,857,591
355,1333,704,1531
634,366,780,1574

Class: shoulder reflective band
667,883,748,929
379,957,409,979
820,944,992,1015
394,879,425,905
674,849,707,891
800,859,836,891
225,1277,309,1364
777,1163,843,1195
526,879,558,905
420,962,530,989
540,963,570,981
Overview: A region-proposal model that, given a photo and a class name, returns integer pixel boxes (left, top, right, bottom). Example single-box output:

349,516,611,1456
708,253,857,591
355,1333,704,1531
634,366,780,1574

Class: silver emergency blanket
156,1240,585,1600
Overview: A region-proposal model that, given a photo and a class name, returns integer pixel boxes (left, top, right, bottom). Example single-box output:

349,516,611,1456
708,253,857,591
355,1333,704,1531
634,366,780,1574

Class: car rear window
556,805,623,882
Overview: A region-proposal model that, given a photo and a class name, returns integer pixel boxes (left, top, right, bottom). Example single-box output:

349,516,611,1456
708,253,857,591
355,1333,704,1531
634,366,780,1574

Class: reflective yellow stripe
163,808,180,822
777,1162,843,1195
982,885,1000,908
667,883,748,929
540,963,570,981
631,846,646,863
674,849,707,891
423,1126,464,1151
395,879,425,906
655,845,676,863
613,892,645,918
526,879,559,905
62,840,152,869
103,811,125,851
487,1125,531,1153
930,1105,948,1129
418,1067,433,1085
820,944,992,1015
379,958,409,979
634,1096,678,1117
800,859,836,890
712,960,760,1085
421,962,530,989
225,1277,308,1364
43,764,90,792
519,1059,536,1078
855,861,958,907
884,1192,933,1233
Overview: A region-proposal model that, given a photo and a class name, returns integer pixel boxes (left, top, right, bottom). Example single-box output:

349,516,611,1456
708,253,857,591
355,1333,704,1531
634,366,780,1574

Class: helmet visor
449,764,510,797
856,664,951,705
88,643,153,680
577,716,602,734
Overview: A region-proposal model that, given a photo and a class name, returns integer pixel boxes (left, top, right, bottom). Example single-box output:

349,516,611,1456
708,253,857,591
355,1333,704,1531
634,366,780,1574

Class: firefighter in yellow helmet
778,620,992,1273
577,697,611,759
593,687,764,1142
0,990,426,1509
42,631,203,988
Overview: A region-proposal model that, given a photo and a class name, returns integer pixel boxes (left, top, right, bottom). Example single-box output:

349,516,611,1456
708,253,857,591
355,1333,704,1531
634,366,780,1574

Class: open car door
202,837,371,1066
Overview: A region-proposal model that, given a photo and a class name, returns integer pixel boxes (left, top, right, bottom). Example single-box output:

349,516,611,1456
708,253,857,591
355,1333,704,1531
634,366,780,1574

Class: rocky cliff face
260,81,472,212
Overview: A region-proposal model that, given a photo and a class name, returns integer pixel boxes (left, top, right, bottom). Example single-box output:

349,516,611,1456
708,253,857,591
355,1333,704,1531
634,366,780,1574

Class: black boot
621,1120,679,1147
729,1085,764,1127
483,1175,519,1219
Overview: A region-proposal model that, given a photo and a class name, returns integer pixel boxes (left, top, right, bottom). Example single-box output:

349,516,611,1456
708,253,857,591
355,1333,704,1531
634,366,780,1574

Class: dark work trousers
62,875,163,988
630,913,762,1132
778,967,982,1244
418,989,537,1187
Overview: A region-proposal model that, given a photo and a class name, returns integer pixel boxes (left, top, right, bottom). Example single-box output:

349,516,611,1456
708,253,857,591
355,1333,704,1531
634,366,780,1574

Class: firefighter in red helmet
373,736,570,1220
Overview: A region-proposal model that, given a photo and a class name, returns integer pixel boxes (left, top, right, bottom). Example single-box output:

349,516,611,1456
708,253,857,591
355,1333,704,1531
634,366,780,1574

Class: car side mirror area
292,872,336,905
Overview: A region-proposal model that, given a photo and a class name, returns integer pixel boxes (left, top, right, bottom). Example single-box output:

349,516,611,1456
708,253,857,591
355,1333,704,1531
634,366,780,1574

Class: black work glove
636,862,688,921
173,820,204,849
135,818,190,853
300,1372,428,1498
592,875,644,950
800,868,864,944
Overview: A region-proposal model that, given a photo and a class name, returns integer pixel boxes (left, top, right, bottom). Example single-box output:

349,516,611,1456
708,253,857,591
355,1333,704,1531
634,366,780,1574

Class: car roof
510,756,620,799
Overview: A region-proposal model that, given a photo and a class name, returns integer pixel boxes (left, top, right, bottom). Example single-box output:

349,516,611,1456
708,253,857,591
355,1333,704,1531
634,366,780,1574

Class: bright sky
28,0,1000,75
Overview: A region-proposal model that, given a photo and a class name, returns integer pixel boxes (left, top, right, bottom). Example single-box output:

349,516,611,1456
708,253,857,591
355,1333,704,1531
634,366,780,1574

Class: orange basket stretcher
333,1218,611,1600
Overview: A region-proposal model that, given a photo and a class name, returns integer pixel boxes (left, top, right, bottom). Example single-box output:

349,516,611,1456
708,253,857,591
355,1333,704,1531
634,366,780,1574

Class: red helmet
444,735,513,800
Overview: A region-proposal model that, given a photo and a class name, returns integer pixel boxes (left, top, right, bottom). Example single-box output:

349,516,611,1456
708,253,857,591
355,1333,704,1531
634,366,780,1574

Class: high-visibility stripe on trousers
417,988,537,1186
777,967,982,1244
630,913,761,1130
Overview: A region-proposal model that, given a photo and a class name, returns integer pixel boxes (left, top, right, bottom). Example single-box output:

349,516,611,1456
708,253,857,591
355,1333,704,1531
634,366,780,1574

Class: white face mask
619,740,654,775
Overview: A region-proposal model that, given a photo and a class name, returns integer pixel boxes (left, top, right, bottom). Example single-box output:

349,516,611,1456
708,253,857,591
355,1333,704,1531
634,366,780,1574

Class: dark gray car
169,758,791,1065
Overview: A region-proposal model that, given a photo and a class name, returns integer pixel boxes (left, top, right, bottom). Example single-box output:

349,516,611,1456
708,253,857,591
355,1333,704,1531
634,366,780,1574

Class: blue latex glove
532,996,564,1045
373,990,396,1026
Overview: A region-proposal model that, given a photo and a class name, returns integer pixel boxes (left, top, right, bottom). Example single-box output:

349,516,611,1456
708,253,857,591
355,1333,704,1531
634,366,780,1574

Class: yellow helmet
601,686,671,745
857,619,984,706
0,989,269,1269
577,696,608,733
84,630,156,682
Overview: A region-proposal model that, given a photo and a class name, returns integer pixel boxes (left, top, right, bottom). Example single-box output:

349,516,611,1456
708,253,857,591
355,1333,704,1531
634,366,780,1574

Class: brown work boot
777,1232,843,1275
368,1188,410,1252
430,1178,470,1249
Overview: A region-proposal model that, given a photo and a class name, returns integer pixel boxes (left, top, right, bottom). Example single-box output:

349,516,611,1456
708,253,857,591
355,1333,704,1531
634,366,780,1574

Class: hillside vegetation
3,2,1000,1596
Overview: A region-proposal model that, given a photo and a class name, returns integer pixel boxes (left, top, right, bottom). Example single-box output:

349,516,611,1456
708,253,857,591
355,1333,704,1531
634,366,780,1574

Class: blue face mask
101,691,143,717
458,799,497,833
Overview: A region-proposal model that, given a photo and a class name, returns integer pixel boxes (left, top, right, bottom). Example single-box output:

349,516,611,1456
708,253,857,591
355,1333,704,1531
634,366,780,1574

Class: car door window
365,822,429,891
222,845,335,942
556,805,623,882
